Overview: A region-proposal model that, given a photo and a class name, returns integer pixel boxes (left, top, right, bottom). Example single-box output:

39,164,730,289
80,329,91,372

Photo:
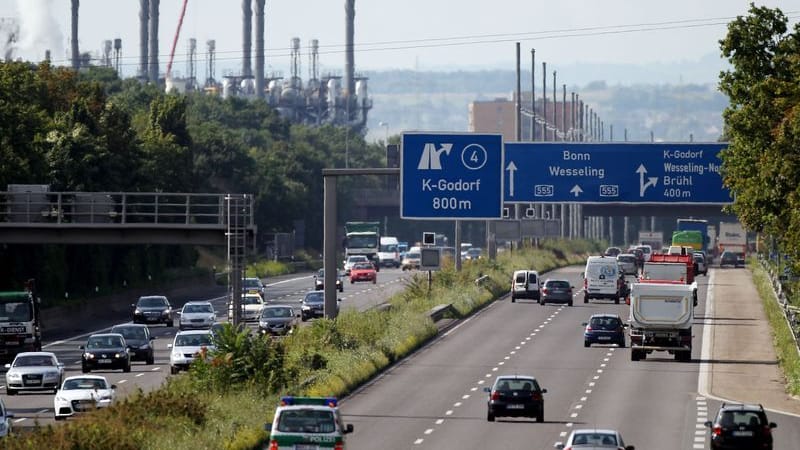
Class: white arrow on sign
506,161,518,197
570,185,583,197
636,164,658,197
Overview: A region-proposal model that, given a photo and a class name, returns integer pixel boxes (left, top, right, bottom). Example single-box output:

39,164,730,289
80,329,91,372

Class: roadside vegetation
1,240,600,450
751,260,800,396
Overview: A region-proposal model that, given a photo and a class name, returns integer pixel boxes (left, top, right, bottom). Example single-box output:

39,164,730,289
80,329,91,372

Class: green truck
0,280,43,362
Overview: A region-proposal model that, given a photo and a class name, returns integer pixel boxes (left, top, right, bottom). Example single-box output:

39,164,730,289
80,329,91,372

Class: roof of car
112,323,148,329
183,301,212,305
495,375,537,381
720,402,764,412
589,313,621,319
571,428,619,434
89,332,125,338
63,375,108,382
13,351,56,358
175,329,212,336
264,304,294,309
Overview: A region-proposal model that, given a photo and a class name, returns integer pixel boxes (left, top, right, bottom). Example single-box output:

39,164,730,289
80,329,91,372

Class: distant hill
363,66,728,144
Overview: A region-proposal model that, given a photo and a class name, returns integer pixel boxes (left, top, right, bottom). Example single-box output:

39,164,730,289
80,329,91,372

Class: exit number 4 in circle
461,144,487,170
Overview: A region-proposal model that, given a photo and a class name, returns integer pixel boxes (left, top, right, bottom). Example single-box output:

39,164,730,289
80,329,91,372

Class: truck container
718,221,747,257
628,281,694,362
676,218,710,252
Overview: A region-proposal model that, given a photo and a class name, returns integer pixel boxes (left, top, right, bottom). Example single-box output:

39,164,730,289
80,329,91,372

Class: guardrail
0,191,254,228
758,255,800,356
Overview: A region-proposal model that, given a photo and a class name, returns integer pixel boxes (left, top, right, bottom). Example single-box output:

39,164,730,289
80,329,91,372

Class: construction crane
165,0,189,81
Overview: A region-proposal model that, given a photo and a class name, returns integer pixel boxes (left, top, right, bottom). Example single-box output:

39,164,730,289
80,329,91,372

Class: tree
718,4,800,262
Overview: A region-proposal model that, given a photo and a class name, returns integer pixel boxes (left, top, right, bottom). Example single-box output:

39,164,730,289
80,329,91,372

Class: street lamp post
379,121,389,144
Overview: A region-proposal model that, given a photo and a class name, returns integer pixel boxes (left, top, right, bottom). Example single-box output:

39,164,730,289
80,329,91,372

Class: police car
265,396,354,450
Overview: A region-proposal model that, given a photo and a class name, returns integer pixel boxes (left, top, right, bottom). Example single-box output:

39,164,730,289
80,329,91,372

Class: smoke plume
16,0,64,63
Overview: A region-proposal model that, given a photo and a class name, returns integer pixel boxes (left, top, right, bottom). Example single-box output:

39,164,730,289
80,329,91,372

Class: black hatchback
705,403,776,450
484,375,546,422
132,295,174,326
79,333,131,373
110,324,155,365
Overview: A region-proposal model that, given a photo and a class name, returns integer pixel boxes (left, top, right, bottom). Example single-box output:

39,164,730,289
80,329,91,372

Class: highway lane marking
462,394,470,399
37,409,48,414
575,404,583,409
13,418,26,423
580,397,587,401
485,374,492,377
470,387,477,391
504,356,510,360
413,438,424,445
445,410,453,415
435,419,444,425
477,380,484,384
453,402,462,407
424,429,433,435
136,373,145,377
151,367,160,371
118,379,127,384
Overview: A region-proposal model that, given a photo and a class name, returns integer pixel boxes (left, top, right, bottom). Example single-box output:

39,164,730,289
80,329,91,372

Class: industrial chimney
344,0,355,98
242,0,252,78
139,0,149,79
70,0,79,70
148,0,159,83
254,0,265,98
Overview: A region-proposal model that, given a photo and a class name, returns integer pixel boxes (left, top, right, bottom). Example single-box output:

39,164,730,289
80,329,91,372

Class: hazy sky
1,0,797,80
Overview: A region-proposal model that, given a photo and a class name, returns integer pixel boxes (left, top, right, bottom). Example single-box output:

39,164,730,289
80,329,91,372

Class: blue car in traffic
583,313,626,348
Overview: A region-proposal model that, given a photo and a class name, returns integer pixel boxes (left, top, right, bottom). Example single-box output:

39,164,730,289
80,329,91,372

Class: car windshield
719,410,762,427
0,302,32,322
348,236,377,249
14,355,56,367
572,433,618,446
277,409,336,433
546,280,570,289
86,336,124,348
263,307,293,318
137,297,167,307
347,256,368,264
353,263,372,270
493,378,540,392
590,317,621,330
242,296,262,305
618,256,636,263
406,253,420,259
243,279,261,288
380,244,397,252
62,378,109,390
112,327,146,340
174,333,213,347
304,292,324,304
184,304,213,314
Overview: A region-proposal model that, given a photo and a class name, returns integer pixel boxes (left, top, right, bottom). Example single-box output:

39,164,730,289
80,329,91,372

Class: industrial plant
2,0,371,132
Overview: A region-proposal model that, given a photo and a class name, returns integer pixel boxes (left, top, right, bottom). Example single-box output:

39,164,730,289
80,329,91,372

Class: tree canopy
718,4,800,263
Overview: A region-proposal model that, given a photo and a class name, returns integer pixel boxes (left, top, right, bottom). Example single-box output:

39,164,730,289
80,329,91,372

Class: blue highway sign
401,132,503,219
503,142,730,204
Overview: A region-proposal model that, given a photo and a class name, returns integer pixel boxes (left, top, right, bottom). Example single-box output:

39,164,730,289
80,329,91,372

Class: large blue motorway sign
503,142,730,204
401,133,503,219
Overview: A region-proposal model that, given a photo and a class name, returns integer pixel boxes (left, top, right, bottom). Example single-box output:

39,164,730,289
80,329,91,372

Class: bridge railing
0,191,254,228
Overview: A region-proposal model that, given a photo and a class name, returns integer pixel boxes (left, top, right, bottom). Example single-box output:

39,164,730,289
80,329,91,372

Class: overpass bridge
0,191,256,246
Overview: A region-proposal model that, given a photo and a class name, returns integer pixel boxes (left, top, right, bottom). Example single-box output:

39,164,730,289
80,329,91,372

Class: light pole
379,121,389,144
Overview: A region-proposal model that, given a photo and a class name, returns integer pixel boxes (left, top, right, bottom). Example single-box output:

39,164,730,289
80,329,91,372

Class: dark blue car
583,314,626,348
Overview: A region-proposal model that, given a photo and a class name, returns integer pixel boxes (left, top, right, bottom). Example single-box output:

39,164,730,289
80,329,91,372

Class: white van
377,236,400,268
582,256,622,304
511,270,541,302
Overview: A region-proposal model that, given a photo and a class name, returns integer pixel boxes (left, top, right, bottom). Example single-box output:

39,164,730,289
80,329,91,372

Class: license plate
294,445,318,450
732,430,753,437
507,404,524,409
98,358,112,364
598,336,612,340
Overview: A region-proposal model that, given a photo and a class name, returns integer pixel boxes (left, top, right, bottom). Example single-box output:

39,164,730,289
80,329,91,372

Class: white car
343,255,369,275
4,351,65,395
53,375,116,421
178,301,216,330
228,293,264,322
0,398,13,437
169,330,215,374
555,428,635,450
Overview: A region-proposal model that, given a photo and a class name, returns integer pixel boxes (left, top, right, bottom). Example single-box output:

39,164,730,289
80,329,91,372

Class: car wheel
6,388,16,396
583,293,589,303
170,366,179,375
147,354,155,365
536,411,544,423
615,297,620,305
618,339,626,348
487,411,495,422
350,279,354,284
166,319,173,327
301,315,308,322
372,278,376,284
511,296,516,303
568,300,573,307
584,341,590,348
82,365,90,373
123,362,131,373
54,415,65,421
339,286,343,293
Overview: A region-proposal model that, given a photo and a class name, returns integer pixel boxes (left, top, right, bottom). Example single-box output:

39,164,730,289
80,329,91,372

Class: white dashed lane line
411,304,567,446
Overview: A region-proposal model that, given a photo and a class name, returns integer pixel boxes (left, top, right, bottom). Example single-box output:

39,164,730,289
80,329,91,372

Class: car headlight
114,352,125,358
139,344,150,350
84,353,95,359
55,396,66,402
172,352,182,359
134,308,142,315
44,371,59,379
302,305,311,310
6,372,20,380
161,310,170,316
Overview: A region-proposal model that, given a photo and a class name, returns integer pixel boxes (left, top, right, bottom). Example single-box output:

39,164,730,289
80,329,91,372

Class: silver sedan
4,351,65,395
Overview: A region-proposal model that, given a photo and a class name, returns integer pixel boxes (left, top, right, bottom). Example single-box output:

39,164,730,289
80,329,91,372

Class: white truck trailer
628,281,694,362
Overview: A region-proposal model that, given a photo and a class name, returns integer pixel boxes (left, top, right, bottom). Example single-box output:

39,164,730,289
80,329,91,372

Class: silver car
258,305,300,336
178,301,216,330
555,428,634,449
0,397,14,437
616,253,638,276
4,351,65,395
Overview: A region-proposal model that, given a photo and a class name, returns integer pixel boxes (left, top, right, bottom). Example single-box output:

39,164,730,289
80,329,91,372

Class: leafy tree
718,4,800,264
